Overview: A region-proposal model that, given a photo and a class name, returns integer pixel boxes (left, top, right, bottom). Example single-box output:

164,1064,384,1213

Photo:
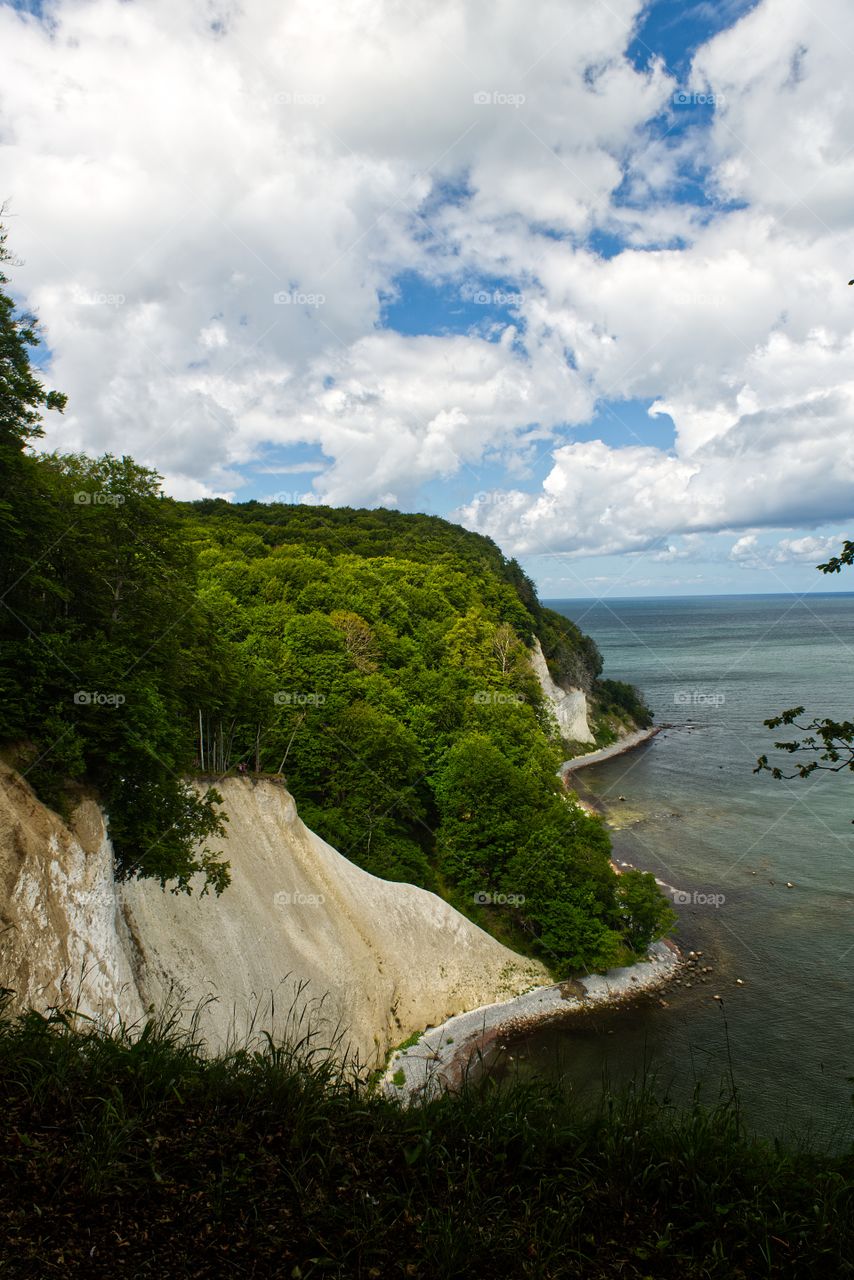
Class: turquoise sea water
501,594,854,1147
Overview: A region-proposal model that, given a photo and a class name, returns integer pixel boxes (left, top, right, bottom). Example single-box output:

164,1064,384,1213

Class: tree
756,708,854,783
596,678,654,729
616,869,676,954
492,622,522,674
756,540,854,802
434,734,538,891
329,609,379,672
0,221,66,456
818,541,854,574
0,221,67,594
506,808,623,975
178,500,666,964
0,230,228,894
442,608,498,677
284,699,431,884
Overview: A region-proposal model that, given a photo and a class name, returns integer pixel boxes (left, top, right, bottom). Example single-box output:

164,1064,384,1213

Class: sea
498,593,854,1149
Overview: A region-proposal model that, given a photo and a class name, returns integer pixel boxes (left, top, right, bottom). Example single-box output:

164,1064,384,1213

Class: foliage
0,223,66,459
757,707,854,782
506,804,625,973
536,604,603,689
617,868,678,954
757,541,854,811
818,541,854,575
174,500,673,968
0,1001,851,1278
0,224,668,963
596,677,655,729
0,233,229,893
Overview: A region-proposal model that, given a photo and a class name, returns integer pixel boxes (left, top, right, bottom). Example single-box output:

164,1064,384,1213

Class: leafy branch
755,706,854,781
818,541,854,574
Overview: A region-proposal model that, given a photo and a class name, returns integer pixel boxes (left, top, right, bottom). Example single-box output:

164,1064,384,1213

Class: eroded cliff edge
0,764,546,1066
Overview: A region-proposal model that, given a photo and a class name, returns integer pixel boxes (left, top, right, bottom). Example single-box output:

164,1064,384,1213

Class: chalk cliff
0,764,546,1065
530,637,595,744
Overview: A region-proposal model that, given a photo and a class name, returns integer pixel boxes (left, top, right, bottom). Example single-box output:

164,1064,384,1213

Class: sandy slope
0,766,546,1065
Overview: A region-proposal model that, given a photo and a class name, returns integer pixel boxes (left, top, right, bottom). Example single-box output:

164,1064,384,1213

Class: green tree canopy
0,225,671,967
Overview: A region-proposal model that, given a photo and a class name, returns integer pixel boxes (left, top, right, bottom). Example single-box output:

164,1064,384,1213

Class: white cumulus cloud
1,0,853,563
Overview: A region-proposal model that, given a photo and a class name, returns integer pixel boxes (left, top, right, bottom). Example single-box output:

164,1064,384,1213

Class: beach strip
560,726,661,776
383,938,681,1101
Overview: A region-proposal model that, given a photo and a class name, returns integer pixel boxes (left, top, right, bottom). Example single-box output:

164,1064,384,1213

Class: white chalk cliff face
529,638,594,745
0,764,546,1065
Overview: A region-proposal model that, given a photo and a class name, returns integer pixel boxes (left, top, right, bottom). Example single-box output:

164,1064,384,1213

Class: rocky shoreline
383,722,679,1102
383,939,681,1101
559,725,661,776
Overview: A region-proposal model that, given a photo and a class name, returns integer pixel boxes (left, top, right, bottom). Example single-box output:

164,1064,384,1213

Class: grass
395,1028,425,1053
0,993,852,1278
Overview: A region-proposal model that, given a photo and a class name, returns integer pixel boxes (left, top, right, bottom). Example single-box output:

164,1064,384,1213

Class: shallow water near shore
498,594,854,1148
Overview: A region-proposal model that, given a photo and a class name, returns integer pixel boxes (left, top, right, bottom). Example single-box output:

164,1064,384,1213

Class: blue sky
4,0,853,597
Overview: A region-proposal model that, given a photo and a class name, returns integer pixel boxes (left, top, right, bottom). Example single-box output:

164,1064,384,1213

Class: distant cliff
529,638,595,744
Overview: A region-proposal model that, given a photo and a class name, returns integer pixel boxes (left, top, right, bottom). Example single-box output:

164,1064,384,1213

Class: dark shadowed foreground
0,997,851,1279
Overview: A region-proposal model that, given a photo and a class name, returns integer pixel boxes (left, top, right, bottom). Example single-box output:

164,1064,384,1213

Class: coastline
559,725,661,776
383,939,681,1101
383,721,677,1102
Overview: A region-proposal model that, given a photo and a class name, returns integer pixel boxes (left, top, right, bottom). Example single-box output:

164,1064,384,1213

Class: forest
0,230,668,976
